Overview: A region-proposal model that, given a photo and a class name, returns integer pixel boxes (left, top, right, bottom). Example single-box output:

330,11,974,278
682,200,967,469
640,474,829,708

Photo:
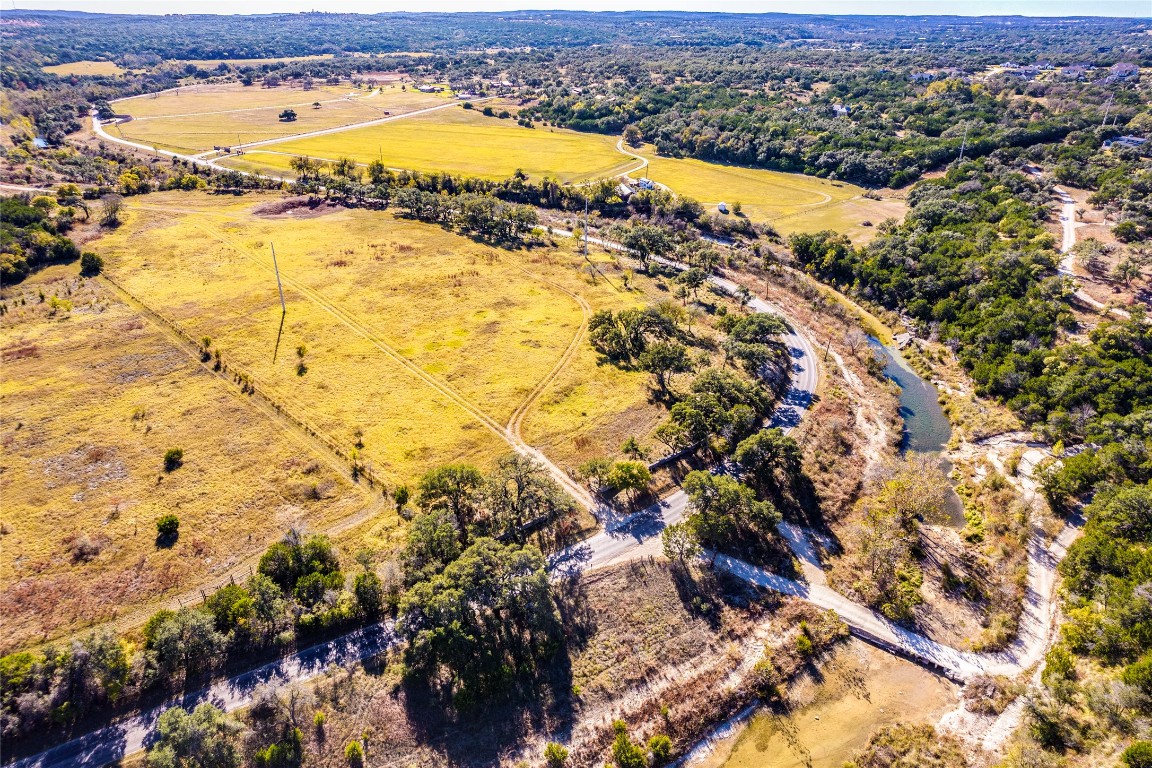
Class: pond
867,338,965,526
697,640,959,768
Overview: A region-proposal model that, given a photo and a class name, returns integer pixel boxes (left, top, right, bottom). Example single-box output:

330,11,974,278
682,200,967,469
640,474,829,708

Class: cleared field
0,264,369,652
220,106,639,182
90,192,661,490
172,54,336,69
43,60,125,77
633,146,906,243
110,83,447,153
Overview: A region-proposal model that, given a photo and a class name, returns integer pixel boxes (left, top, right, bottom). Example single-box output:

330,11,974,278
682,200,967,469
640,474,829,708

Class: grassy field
43,60,125,77
90,192,663,491
109,82,447,153
0,263,370,652
219,105,639,182
633,146,906,243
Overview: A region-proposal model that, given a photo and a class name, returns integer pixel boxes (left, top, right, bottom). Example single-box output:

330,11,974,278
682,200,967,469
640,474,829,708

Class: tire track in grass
175,216,595,509
504,265,592,447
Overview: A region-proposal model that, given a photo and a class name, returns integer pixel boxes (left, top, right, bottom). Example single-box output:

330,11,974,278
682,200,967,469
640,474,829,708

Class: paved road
9,624,395,768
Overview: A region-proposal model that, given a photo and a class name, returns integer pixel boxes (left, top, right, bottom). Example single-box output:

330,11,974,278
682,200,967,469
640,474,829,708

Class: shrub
648,734,673,765
79,252,103,276
543,742,569,767
344,740,364,766
156,514,180,545
156,514,179,536
1124,742,1152,768
163,447,184,472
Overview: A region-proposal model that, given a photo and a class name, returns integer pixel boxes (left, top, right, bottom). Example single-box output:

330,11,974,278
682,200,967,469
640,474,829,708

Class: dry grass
90,192,662,491
110,82,447,153
632,146,907,244
42,60,125,77
0,264,369,652
218,106,638,182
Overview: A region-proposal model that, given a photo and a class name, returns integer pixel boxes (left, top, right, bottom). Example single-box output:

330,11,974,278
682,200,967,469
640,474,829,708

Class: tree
257,532,343,595
147,703,242,768
607,461,651,501
279,109,297,122
621,436,648,461
417,464,484,542
638,341,694,393
79,252,103,277
398,538,560,698
1114,257,1144,286
353,571,384,619
99,195,123,227
485,453,576,544
675,267,708,301
618,223,673,271
204,584,253,635
683,471,780,553
661,521,701,567
734,429,803,496
148,609,225,677
622,124,643,147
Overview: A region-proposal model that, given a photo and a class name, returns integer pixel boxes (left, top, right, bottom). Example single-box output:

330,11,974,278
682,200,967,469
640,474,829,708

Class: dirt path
504,267,592,446
91,96,494,180
1053,185,1132,320
122,88,381,122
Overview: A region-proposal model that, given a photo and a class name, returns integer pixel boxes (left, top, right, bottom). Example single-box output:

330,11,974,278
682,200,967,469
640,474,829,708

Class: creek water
698,640,958,768
867,338,966,526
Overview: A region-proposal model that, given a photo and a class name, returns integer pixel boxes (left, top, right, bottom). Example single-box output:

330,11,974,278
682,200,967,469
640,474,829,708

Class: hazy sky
10,0,1151,16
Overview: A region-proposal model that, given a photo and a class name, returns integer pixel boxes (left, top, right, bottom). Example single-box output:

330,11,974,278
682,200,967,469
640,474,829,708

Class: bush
543,742,569,767
79,252,103,276
1125,742,1152,768
163,447,184,472
156,514,179,537
344,740,364,766
648,734,673,765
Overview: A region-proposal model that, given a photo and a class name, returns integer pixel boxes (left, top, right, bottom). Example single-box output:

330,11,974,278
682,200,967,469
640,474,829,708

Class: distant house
415,85,439,93
1104,135,1148,152
637,178,656,191
1060,65,1090,80
911,72,936,82
1112,63,1140,80
832,104,850,117
615,183,635,198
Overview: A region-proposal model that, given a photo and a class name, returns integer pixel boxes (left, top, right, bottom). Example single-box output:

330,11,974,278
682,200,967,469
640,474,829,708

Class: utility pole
1101,93,1114,129
582,195,590,257
271,243,286,315
957,123,969,164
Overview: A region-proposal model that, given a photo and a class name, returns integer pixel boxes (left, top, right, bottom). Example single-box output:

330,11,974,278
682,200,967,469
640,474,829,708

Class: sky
9,0,1151,16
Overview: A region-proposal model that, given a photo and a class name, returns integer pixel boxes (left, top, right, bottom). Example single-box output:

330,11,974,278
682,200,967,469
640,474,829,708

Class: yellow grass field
0,264,372,652
220,106,640,182
633,146,907,243
89,192,663,489
42,60,125,77
110,82,448,153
